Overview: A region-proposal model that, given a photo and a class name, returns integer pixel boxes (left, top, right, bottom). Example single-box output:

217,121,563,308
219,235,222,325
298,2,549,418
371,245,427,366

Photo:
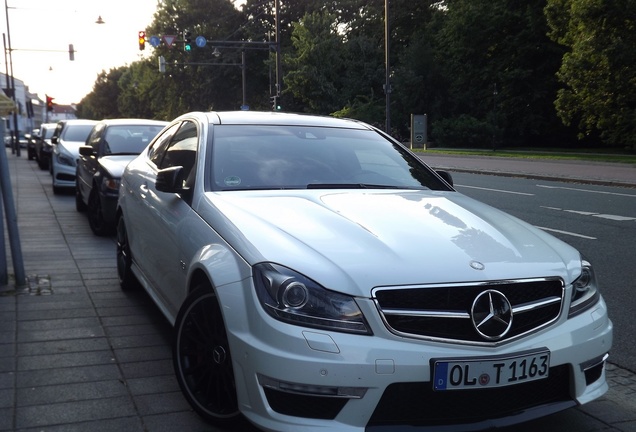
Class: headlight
55,146,76,167
254,263,372,335
568,258,601,318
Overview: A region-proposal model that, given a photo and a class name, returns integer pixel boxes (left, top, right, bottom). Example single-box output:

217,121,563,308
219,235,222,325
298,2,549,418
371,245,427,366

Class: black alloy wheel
88,191,112,236
173,286,242,426
116,216,138,290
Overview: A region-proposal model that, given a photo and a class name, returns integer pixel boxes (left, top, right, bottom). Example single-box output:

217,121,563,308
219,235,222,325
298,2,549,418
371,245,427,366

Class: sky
1,0,160,105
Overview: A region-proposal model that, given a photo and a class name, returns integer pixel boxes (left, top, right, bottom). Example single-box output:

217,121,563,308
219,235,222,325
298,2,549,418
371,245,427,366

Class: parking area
1,148,635,432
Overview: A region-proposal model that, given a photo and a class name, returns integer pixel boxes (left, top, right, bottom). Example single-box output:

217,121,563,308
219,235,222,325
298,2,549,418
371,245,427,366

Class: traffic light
46,95,54,112
68,44,75,61
271,96,281,111
138,31,146,51
183,30,192,51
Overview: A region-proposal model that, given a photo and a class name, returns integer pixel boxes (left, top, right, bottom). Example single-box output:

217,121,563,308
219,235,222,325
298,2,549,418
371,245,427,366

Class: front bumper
52,155,76,188
219,282,612,432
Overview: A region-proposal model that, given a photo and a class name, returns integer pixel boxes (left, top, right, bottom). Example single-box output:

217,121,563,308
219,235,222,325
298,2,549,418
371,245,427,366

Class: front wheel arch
172,283,244,426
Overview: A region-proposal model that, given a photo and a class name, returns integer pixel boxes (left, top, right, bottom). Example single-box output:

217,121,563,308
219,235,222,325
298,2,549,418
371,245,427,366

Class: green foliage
76,0,636,150
432,115,494,148
546,0,636,149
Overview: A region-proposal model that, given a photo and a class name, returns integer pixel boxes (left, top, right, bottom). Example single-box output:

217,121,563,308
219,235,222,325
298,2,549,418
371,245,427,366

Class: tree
546,0,636,149
76,67,126,119
433,0,567,147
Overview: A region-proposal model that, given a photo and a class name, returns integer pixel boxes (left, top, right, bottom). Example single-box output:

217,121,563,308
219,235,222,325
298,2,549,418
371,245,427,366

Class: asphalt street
1,148,635,431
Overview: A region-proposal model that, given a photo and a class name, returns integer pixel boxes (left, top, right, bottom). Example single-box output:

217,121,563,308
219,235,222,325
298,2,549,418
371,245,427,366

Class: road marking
537,184,636,198
457,185,534,196
535,226,597,240
541,206,636,222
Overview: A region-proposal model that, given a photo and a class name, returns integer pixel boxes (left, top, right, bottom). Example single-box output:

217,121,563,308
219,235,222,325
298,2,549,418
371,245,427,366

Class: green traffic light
184,44,191,51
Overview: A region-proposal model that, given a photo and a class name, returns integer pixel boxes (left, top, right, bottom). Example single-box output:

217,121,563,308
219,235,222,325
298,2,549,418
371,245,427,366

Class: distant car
50,119,98,194
34,123,57,170
76,118,168,235
116,111,612,432
26,129,39,160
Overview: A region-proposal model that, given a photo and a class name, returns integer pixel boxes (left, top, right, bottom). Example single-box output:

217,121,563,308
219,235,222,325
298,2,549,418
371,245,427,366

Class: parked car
76,118,168,235
34,123,57,170
26,129,39,160
50,119,98,194
116,111,612,432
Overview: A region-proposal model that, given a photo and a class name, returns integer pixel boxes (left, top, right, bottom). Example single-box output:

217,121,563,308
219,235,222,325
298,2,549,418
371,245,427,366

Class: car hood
99,155,138,178
58,140,85,156
200,190,581,296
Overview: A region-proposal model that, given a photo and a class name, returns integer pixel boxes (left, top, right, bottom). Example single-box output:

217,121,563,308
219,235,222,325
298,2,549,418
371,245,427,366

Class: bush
432,115,494,148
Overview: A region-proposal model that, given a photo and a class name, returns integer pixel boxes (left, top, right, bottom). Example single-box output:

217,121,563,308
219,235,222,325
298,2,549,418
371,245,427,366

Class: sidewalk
1,149,635,431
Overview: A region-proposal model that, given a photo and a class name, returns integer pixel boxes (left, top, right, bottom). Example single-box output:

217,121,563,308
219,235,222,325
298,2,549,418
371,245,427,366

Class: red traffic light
46,95,54,112
138,31,146,51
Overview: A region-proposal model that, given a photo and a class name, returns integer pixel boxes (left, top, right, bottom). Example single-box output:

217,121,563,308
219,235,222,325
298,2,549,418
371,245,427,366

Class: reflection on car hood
99,155,138,178
202,190,580,296
58,141,85,156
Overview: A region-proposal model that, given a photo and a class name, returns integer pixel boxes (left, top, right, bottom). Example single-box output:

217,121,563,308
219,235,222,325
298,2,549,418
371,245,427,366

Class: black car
76,118,168,235
26,129,39,160
34,123,57,170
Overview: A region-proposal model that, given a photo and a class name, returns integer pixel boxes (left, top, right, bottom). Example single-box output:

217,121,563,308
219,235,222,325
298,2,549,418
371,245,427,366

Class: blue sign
149,35,161,48
195,36,207,48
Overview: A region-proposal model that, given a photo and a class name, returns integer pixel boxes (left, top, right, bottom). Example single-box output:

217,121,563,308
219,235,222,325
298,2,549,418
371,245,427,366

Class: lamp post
384,0,391,134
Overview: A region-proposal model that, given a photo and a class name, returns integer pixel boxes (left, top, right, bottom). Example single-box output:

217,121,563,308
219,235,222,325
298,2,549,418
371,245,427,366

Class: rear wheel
173,285,242,427
88,191,112,236
116,216,138,290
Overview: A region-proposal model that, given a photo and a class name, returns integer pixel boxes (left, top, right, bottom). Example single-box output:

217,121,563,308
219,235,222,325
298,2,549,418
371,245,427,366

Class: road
450,172,636,373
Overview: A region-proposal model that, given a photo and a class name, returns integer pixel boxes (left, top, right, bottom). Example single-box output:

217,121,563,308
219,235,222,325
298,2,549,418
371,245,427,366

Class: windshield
210,125,450,191
63,124,95,142
104,125,166,155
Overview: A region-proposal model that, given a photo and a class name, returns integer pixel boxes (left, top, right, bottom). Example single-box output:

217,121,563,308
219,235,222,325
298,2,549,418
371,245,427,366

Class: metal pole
242,50,246,107
384,0,391,134
0,120,26,287
275,0,282,98
4,0,19,156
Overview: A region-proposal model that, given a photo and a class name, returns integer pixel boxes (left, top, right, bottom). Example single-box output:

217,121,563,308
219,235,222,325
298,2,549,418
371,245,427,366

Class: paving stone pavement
1,148,635,431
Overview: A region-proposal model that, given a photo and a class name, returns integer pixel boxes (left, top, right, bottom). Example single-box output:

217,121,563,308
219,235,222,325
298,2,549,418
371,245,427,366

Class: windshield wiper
307,183,403,189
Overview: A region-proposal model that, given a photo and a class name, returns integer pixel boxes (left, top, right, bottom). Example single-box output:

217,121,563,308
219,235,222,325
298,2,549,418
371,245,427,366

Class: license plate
433,350,550,391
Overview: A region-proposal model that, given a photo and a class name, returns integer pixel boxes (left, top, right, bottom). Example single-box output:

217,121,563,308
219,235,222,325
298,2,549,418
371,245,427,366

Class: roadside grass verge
412,147,636,165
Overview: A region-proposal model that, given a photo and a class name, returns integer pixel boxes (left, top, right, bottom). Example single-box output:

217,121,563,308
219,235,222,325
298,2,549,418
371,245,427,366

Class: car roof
181,111,373,130
95,118,169,127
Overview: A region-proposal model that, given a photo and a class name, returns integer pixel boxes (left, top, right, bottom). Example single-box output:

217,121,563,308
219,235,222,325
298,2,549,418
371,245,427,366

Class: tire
75,181,87,212
38,157,48,170
88,190,112,236
116,216,138,290
173,285,242,427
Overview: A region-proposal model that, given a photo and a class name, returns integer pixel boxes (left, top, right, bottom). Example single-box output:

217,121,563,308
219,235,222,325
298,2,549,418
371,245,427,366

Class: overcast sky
1,0,160,105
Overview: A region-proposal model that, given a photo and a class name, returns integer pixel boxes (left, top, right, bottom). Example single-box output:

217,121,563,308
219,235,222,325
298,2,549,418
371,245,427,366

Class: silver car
50,119,98,194
116,111,612,432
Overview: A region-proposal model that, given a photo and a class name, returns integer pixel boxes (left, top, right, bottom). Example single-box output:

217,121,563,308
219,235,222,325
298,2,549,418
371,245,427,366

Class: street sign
149,36,161,48
195,36,207,48
162,35,176,47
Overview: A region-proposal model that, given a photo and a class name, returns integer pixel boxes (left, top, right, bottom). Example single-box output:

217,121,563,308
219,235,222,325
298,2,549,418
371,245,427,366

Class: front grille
367,364,573,428
373,278,564,344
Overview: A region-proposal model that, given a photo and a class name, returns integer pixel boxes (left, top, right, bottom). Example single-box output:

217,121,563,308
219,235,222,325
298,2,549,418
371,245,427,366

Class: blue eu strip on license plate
433,350,550,391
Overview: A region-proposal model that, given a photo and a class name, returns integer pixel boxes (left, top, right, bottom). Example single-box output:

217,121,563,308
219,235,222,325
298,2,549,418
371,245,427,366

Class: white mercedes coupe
116,111,612,432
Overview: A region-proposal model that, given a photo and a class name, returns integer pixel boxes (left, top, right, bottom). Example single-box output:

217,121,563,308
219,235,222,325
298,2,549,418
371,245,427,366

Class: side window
87,123,104,151
156,121,198,189
148,123,180,166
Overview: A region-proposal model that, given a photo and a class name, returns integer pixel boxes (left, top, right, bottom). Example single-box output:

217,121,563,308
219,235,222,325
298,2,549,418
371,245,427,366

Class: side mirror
51,136,58,144
436,170,454,187
156,166,187,193
78,146,94,157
